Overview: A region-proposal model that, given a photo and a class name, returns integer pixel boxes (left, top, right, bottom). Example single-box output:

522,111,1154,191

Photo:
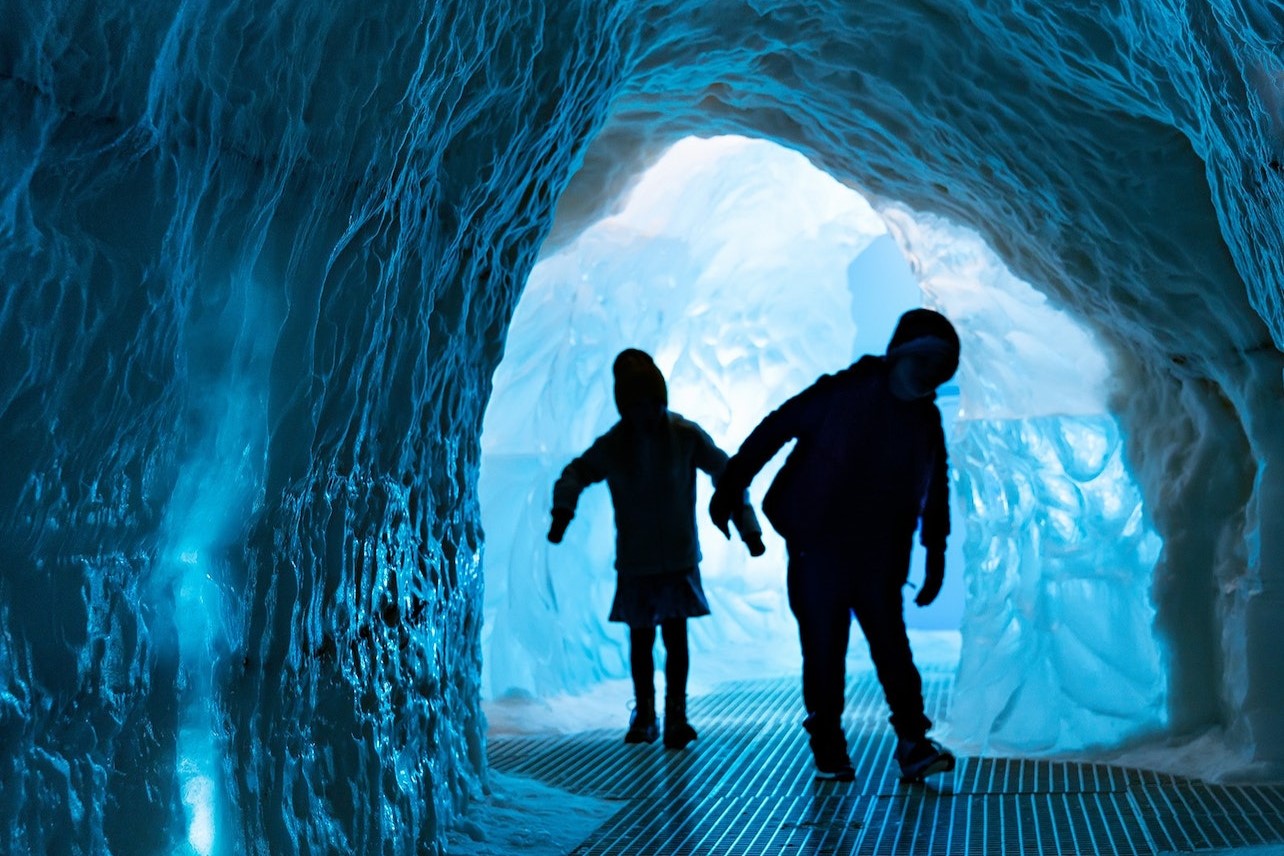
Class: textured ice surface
443,771,616,856
4,1,1284,853
949,414,1165,751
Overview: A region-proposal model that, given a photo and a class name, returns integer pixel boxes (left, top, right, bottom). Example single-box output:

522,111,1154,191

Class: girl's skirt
609,566,711,629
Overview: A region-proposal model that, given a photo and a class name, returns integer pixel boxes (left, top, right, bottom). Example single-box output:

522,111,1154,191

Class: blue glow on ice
173,559,221,856
179,767,216,856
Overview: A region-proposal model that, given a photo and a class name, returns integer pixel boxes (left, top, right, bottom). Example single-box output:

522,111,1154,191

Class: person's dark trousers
629,619,689,702
786,542,931,742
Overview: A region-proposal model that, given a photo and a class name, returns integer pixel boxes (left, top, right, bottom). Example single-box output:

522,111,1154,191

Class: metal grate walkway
488,673,1284,855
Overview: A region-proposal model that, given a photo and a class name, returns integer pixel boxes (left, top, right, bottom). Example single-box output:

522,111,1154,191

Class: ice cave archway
531,3,1284,772
5,2,1284,854
481,134,1166,754
480,135,959,701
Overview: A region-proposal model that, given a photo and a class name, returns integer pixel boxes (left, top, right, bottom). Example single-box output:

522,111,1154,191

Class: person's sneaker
624,699,659,744
663,720,698,750
813,752,856,782
894,737,956,781
804,715,855,781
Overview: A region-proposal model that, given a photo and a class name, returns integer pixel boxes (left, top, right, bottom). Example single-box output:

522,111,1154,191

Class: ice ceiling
2,1,1283,853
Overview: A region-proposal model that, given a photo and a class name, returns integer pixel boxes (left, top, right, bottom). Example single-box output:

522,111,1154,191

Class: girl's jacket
553,413,761,575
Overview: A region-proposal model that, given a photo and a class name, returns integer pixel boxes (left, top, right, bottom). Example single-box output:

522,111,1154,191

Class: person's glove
708,488,737,539
915,547,945,606
743,532,766,557
547,508,573,544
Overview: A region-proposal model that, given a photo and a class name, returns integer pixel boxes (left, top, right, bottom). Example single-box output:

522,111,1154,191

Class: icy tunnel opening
479,136,1167,753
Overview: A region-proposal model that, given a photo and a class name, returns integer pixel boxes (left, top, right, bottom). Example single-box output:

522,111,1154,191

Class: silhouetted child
548,348,764,748
710,309,960,781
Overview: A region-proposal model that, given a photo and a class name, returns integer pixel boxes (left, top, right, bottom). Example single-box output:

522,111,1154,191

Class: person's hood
886,309,960,383
613,349,667,416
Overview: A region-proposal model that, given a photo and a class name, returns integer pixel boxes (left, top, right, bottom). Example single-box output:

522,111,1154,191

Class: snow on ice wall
3,0,1284,853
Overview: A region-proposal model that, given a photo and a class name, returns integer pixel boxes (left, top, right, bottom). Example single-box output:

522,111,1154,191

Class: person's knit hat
613,349,668,415
886,309,961,383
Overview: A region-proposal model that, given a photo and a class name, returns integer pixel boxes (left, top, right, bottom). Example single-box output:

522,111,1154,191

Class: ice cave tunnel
3,1,1284,854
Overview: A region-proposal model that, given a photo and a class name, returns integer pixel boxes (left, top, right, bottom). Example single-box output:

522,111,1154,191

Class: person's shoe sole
624,728,659,745
900,752,955,781
814,765,856,782
663,727,697,750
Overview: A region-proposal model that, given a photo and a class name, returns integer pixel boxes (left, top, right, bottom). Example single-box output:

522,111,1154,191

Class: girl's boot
663,694,698,750
625,695,659,744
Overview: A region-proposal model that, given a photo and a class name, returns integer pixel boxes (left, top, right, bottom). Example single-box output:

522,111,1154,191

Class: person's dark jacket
718,356,949,552
553,413,762,575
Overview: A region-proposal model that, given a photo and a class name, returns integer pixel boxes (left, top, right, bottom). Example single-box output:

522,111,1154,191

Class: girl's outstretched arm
691,422,764,554
549,434,613,540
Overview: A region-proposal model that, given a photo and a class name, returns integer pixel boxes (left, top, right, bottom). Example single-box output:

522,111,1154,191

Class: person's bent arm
709,383,824,535
549,437,611,542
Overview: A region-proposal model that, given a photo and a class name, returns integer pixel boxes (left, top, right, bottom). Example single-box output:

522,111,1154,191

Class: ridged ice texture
0,2,637,853
3,0,1284,854
949,412,1165,753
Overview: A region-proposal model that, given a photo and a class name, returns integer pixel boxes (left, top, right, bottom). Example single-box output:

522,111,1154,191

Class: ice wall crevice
3,1,1284,854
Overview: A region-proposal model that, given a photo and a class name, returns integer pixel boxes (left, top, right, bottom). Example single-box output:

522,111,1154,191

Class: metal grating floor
487,673,1284,855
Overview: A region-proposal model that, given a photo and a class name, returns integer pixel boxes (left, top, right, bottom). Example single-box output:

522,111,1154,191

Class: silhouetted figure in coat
710,309,961,781
549,348,764,748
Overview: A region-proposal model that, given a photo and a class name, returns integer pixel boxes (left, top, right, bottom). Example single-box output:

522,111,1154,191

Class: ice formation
3,1,1284,853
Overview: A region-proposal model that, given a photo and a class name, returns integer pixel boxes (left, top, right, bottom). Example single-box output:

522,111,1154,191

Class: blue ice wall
3,0,1284,852
885,207,1166,752
0,2,633,852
